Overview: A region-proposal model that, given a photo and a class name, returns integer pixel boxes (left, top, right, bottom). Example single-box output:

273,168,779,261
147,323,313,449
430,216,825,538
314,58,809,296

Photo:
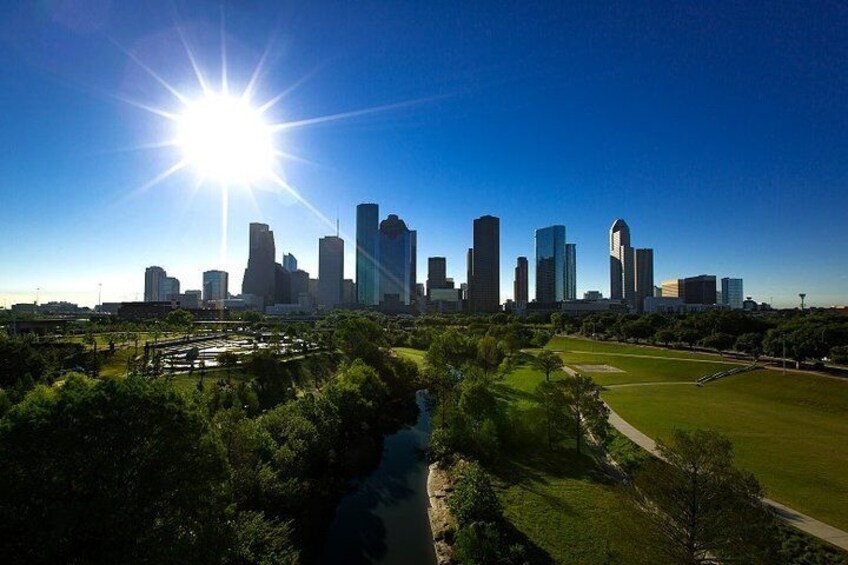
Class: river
319,390,436,565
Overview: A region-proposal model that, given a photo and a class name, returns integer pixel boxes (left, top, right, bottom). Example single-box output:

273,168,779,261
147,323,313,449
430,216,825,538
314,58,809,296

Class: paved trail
606,406,848,551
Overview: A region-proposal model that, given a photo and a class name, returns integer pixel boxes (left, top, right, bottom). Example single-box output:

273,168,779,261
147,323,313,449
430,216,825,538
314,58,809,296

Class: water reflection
320,391,436,565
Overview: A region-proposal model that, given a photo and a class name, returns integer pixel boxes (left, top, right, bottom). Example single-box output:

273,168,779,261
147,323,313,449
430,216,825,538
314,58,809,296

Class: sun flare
176,93,274,184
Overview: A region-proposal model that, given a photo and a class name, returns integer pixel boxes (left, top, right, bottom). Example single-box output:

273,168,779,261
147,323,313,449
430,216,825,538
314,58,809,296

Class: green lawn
393,347,426,368
603,369,848,531
490,361,665,564
546,335,744,363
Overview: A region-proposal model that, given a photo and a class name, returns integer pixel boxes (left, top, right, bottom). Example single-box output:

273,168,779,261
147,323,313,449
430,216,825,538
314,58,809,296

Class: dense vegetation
0,315,422,563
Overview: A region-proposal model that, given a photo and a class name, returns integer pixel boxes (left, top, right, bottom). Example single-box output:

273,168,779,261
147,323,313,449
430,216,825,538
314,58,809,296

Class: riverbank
426,462,455,565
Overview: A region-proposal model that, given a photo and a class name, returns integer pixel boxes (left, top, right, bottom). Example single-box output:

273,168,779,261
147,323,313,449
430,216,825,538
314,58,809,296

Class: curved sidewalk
606,407,848,551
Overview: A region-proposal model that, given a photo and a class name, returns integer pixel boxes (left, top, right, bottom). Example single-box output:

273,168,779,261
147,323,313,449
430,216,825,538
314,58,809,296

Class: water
320,390,436,565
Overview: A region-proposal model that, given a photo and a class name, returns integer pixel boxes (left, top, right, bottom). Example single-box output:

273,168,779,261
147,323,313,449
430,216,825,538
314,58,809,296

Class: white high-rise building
144,266,166,302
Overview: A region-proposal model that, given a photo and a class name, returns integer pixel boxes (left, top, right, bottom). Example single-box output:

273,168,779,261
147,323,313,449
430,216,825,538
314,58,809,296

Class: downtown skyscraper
355,203,380,306
470,215,500,313
633,247,654,313
514,256,528,307
535,226,577,303
318,236,344,307
378,214,416,305
609,219,634,306
242,222,277,307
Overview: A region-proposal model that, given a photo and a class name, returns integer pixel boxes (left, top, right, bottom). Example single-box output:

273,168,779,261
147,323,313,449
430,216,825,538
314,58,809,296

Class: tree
334,316,386,365
561,373,609,453
217,351,239,383
533,350,564,382
700,332,736,356
631,429,777,564
165,308,194,332
448,462,503,527
622,319,654,343
0,376,231,563
535,380,570,450
655,328,677,347
476,335,504,374
735,332,763,359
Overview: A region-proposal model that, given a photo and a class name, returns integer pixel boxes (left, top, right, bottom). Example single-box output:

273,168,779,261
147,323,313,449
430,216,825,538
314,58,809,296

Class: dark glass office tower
378,214,415,305
565,243,577,300
514,256,528,307
318,236,344,307
633,248,654,312
535,225,566,303
356,203,379,306
242,222,277,307
427,257,447,298
471,215,500,313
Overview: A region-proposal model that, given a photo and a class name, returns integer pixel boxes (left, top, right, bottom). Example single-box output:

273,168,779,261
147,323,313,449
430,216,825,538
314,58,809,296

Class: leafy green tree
476,335,504,374
217,351,240,383
334,316,386,365
632,429,777,564
230,511,299,565
831,345,848,365
622,319,654,343
700,332,736,356
561,374,609,452
165,308,194,331
535,380,570,450
0,375,231,563
532,350,564,382
448,462,503,527
655,328,677,347
735,332,763,359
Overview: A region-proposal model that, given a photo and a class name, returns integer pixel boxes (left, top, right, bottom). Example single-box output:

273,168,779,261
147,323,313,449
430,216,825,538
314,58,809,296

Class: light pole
98,283,102,310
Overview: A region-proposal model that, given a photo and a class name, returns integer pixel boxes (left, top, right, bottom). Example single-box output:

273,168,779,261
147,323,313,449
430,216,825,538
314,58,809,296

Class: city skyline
2,2,847,308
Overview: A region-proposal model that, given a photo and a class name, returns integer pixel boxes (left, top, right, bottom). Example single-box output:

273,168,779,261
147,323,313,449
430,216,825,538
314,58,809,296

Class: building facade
514,256,528,307
721,277,744,310
282,253,298,272
471,215,500,312
242,223,277,307
427,257,448,299
160,276,180,301
565,243,577,300
535,225,566,303
144,266,166,302
356,203,380,306
378,214,416,305
662,278,683,299
633,248,654,313
318,236,344,307
202,270,229,302
609,219,635,307
683,275,717,305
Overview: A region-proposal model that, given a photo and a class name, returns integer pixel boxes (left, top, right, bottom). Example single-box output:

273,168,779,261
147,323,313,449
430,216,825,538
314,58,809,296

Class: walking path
606,406,848,551
604,381,696,389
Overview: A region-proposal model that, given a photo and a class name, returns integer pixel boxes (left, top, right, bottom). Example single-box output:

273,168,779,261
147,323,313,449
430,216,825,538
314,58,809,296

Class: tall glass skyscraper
535,225,566,303
378,214,415,305
565,243,577,300
471,215,500,312
318,236,344,307
242,222,277,307
202,270,228,302
609,219,634,305
721,277,744,310
356,203,379,305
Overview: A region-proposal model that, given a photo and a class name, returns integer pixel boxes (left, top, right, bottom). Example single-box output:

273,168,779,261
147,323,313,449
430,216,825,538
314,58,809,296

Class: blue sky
1,1,846,308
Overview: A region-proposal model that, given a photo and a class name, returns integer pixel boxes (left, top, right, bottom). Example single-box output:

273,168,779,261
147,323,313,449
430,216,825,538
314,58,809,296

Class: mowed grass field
393,347,426,368
544,336,848,531
394,346,663,563
604,369,848,531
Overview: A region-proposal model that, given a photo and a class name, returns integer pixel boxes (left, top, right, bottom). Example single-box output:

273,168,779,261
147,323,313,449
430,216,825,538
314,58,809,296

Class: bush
448,462,503,527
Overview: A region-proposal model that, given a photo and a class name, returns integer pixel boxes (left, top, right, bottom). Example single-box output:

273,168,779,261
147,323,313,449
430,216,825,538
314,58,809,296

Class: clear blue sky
1,1,846,308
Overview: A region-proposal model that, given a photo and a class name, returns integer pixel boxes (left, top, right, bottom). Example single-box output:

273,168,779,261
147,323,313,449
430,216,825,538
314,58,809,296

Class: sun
176,92,275,184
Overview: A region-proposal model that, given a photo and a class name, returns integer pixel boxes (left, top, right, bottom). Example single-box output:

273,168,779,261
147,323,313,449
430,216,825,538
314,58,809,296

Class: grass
545,335,745,363
489,360,665,563
603,369,848,531
393,347,426,368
